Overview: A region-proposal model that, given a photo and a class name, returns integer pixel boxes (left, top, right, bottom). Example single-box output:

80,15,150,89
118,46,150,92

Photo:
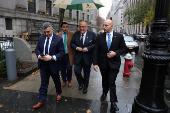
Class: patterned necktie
81,34,84,45
45,37,49,55
107,33,111,51
64,33,67,53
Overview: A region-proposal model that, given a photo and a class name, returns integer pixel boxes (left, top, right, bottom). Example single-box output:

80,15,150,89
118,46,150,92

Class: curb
0,65,38,78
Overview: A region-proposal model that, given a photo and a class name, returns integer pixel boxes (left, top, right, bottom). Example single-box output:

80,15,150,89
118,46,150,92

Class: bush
0,57,23,73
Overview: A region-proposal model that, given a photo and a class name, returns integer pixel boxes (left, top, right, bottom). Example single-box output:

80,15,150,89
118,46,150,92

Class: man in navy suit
71,21,96,94
93,20,127,111
33,22,64,109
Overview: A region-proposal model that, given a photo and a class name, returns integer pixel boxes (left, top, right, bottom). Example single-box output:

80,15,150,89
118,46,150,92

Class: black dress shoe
83,89,87,94
79,84,83,90
111,102,119,111
100,94,107,102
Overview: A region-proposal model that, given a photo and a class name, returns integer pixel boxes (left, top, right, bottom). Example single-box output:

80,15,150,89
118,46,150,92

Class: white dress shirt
106,31,113,43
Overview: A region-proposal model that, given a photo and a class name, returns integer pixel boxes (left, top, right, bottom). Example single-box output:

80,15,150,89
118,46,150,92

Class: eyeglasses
79,26,87,28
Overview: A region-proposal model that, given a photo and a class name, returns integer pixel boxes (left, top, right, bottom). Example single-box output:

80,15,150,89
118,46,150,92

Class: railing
0,37,13,63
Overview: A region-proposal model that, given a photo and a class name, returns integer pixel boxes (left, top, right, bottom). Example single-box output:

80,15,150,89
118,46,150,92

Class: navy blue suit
71,30,96,90
35,33,64,102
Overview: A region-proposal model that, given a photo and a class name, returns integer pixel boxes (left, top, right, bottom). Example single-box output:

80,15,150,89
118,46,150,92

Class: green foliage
0,51,5,61
16,58,23,70
124,0,156,26
0,57,23,73
143,4,155,26
65,12,70,20
0,60,6,73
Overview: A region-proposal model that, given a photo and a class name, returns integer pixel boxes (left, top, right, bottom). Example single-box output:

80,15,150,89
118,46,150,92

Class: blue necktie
107,33,111,51
45,37,49,55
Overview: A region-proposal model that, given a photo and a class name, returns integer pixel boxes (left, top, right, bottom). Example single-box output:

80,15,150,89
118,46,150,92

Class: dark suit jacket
35,33,65,73
93,31,127,69
70,30,96,65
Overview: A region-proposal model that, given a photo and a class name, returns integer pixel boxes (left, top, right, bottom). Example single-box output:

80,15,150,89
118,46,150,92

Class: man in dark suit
33,22,64,109
93,20,127,111
71,21,96,94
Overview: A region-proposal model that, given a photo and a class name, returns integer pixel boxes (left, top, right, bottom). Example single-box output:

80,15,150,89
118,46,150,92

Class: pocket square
89,40,92,42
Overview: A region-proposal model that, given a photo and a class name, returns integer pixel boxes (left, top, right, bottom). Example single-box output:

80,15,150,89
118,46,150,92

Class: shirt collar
106,31,113,35
46,33,53,39
81,31,87,36
62,31,67,34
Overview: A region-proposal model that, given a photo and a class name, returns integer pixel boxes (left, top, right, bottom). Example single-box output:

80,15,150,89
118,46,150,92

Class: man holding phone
33,22,64,109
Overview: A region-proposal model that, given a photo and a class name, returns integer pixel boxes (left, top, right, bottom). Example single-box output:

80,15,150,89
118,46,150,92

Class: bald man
93,20,127,111
71,21,96,94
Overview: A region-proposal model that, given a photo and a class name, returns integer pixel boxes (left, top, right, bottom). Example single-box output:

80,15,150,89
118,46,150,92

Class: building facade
0,0,98,37
113,0,123,33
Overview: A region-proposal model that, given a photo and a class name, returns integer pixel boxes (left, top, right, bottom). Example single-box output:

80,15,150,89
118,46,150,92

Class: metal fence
0,37,13,63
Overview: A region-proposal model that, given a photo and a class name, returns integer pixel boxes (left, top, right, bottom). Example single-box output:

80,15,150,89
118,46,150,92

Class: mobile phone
40,54,45,56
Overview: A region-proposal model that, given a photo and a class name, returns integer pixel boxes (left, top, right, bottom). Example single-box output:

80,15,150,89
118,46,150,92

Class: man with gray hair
33,22,65,109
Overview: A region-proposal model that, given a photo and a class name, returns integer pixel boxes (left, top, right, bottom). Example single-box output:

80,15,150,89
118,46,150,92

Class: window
82,13,84,21
69,9,72,20
46,0,51,16
91,14,93,20
87,15,89,23
28,0,36,13
87,10,89,12
5,18,12,30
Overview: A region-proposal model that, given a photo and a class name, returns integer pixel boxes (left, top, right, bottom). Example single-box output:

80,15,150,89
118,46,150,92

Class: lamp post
132,0,170,113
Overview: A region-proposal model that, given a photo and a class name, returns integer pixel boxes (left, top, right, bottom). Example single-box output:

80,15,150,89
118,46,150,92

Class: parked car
131,33,138,40
124,36,139,53
137,33,148,40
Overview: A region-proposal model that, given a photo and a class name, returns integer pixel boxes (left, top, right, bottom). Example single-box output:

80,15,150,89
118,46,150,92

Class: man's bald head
103,20,113,33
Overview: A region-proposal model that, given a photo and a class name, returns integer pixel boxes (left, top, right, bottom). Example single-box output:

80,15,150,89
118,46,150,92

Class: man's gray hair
43,22,53,29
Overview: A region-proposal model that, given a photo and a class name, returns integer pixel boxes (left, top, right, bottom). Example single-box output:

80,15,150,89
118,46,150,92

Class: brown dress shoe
61,82,66,87
33,102,46,109
56,94,61,100
68,81,72,87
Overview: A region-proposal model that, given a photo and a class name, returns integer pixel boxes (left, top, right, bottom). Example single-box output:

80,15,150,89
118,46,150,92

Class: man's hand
107,51,116,58
82,47,88,52
77,47,83,51
93,65,99,72
39,55,46,61
40,55,52,61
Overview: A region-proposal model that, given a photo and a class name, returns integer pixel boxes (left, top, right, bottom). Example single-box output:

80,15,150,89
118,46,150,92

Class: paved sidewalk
0,55,144,113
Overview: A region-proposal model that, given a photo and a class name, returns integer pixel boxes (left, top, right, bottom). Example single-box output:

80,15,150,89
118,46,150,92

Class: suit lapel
49,34,55,54
84,31,88,46
78,31,81,46
102,32,108,51
109,31,116,51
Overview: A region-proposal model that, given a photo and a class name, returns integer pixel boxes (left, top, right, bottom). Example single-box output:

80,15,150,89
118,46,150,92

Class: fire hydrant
123,53,134,77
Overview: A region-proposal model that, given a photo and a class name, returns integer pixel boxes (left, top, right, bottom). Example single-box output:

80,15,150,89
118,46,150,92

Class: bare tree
96,16,104,32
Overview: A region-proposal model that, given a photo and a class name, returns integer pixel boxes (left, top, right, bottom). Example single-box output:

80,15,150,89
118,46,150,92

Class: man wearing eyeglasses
70,21,96,94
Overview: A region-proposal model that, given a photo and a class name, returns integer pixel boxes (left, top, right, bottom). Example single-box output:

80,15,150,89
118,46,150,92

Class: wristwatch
51,55,55,60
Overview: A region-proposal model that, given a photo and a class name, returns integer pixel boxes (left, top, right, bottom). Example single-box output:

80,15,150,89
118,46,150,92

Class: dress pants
100,65,119,103
60,54,72,82
39,61,61,102
74,57,91,90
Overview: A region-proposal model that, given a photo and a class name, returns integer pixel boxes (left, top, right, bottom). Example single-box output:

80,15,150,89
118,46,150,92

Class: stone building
0,0,98,37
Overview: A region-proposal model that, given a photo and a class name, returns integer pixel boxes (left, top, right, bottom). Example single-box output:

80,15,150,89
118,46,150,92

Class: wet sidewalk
0,56,143,113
